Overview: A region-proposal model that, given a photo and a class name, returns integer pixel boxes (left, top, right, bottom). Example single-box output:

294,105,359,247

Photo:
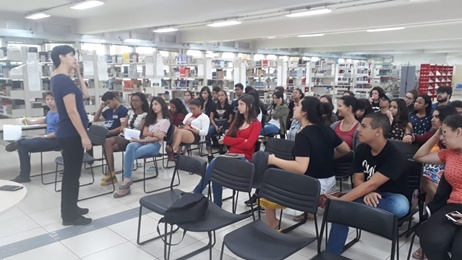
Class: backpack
157,193,208,245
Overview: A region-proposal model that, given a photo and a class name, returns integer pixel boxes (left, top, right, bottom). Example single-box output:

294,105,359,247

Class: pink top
438,149,462,204
148,119,170,139
334,121,358,149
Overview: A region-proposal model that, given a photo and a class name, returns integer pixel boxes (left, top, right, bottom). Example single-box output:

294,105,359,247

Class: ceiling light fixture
70,0,105,10
286,8,331,18
153,27,178,33
207,20,242,27
124,38,143,43
25,12,50,20
297,34,325,38
367,27,405,32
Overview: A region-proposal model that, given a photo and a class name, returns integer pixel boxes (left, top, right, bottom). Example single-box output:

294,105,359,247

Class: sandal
412,248,427,260
113,188,131,198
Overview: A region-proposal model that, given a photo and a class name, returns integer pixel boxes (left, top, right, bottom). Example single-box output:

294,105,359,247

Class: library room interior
1,0,462,259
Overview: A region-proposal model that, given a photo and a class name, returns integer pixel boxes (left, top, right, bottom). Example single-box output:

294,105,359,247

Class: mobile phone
0,185,24,191
445,211,461,223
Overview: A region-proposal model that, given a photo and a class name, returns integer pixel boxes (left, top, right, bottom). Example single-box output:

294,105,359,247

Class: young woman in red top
331,96,360,149
193,94,261,207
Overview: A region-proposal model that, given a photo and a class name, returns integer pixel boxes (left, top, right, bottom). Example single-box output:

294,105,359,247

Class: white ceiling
0,0,462,56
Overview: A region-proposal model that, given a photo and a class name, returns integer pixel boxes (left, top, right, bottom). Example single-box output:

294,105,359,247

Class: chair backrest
88,125,108,146
333,151,354,177
165,124,175,144
174,155,207,177
211,157,254,193
323,199,398,241
260,168,320,214
388,140,422,199
264,138,294,160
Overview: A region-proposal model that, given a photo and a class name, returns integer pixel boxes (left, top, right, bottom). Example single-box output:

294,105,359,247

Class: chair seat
312,251,351,260
139,189,184,214
224,220,316,260
55,153,95,165
179,202,249,232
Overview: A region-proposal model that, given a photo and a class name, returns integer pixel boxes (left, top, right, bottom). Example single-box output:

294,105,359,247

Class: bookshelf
418,64,453,99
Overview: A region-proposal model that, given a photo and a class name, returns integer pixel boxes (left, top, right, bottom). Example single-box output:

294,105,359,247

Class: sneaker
245,194,258,206
62,216,92,226
78,207,89,215
5,141,18,152
11,175,31,183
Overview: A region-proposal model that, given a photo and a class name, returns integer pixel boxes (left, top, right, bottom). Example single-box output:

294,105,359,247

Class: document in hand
3,125,22,141
123,128,141,140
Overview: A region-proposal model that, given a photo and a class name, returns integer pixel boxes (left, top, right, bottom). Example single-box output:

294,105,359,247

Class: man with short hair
212,86,221,103
6,93,61,183
431,86,452,112
94,91,128,137
378,92,393,115
231,83,244,113
325,112,410,254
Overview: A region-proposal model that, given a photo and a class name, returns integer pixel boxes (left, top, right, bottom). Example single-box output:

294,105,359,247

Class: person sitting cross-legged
325,112,410,255
7,92,61,183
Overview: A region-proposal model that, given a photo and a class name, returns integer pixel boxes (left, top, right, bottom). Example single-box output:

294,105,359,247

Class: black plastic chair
334,151,354,192
136,155,207,245
210,156,255,216
160,157,255,260
53,125,115,201
220,168,321,260
312,199,399,260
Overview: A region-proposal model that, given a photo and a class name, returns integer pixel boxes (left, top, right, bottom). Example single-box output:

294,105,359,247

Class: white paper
83,61,94,77
26,61,41,91
123,128,141,140
3,125,22,141
97,61,108,81
145,63,154,77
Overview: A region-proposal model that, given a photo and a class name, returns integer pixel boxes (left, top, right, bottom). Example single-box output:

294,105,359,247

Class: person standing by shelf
93,91,128,137
51,45,92,226
6,92,61,183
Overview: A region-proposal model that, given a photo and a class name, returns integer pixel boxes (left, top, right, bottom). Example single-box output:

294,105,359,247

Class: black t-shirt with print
292,124,343,179
353,141,408,196
211,102,233,121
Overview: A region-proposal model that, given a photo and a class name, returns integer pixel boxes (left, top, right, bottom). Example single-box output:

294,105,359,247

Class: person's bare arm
63,94,92,150
334,141,351,159
93,102,105,122
23,118,46,125
338,172,390,202
268,155,309,175
413,128,442,165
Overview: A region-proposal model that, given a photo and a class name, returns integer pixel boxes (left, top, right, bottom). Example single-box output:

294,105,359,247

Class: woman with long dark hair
387,98,412,140
287,88,304,130
193,94,261,206
247,88,267,122
331,96,360,149
319,95,338,125
198,86,214,116
169,98,188,127
409,94,432,135
113,97,171,198
355,98,373,122
261,91,289,136
101,92,149,186
205,89,234,161
183,91,192,113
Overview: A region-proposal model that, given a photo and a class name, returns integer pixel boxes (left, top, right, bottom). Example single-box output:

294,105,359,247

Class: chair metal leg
343,229,361,253
176,231,216,260
220,241,226,260
137,206,180,245
143,157,178,194
280,212,308,234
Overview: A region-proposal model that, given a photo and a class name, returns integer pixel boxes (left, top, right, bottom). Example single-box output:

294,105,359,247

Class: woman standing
261,91,289,136
387,98,412,140
331,96,360,149
193,94,261,206
286,88,304,130
205,89,233,162
169,98,188,127
114,97,171,198
101,93,149,186
409,94,432,135
50,45,92,226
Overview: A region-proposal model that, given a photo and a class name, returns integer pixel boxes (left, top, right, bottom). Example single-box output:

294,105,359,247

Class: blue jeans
205,120,228,147
193,157,248,207
260,123,280,136
17,138,61,179
123,142,161,179
326,192,409,254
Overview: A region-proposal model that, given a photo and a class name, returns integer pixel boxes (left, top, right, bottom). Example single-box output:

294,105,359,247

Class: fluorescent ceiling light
70,0,105,10
153,27,178,33
286,8,331,18
297,34,324,38
367,27,405,32
25,12,50,20
207,20,241,27
124,38,143,43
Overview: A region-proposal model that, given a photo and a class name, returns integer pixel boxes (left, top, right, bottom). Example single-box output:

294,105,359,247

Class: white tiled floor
0,146,421,260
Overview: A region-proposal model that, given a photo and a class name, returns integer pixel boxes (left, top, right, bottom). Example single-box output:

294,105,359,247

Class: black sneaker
78,207,89,215
244,194,258,206
62,216,92,226
11,175,31,183
5,141,18,152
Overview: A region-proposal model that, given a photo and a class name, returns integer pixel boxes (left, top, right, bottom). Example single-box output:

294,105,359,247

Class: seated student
167,99,210,156
355,98,373,122
94,91,128,137
331,96,360,149
319,95,339,125
101,93,149,186
193,94,261,206
413,114,462,260
113,97,170,198
387,98,412,140
205,89,234,162
379,92,393,114
449,100,462,115
6,92,61,183
169,98,188,127
286,88,304,130
409,94,432,135
247,88,267,122
254,97,350,229
325,113,410,254
261,91,289,136
182,91,192,113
